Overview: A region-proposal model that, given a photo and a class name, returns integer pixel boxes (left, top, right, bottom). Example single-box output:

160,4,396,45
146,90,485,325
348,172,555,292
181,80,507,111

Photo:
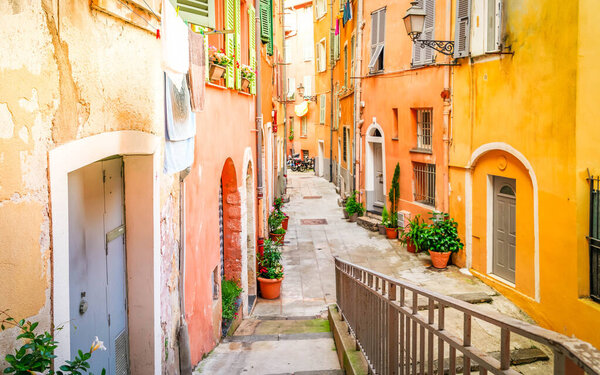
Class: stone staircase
356,212,382,232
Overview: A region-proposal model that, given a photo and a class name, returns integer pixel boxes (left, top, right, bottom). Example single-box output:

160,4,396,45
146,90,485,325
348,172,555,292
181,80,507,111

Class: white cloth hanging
161,0,189,87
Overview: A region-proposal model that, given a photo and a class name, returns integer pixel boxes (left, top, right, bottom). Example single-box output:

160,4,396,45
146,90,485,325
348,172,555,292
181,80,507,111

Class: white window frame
316,0,327,19
416,109,433,150
303,75,312,96
287,77,296,99
369,7,386,72
301,117,307,136
470,0,503,56
317,38,327,72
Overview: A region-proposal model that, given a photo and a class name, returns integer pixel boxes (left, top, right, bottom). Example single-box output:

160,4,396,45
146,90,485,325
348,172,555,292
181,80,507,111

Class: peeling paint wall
0,0,180,372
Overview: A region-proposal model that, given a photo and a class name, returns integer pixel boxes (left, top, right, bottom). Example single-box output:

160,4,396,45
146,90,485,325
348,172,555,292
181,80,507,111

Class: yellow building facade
449,0,600,348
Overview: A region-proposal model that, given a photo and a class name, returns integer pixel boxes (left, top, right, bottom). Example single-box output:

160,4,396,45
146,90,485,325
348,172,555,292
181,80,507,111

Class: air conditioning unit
398,210,411,230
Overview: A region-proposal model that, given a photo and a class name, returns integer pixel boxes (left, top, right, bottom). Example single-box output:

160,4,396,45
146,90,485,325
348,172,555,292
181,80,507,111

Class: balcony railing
335,257,600,375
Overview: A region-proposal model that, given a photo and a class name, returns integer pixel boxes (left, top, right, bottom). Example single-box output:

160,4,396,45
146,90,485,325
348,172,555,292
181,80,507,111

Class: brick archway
221,158,242,283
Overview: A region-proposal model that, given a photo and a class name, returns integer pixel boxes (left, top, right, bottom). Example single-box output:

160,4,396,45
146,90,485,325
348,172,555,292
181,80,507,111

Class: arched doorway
220,158,242,284
365,123,386,213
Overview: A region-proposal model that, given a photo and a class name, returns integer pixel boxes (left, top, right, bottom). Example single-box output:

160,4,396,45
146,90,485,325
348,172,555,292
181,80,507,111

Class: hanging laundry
335,18,340,35
164,74,196,174
343,1,352,26
188,26,206,112
161,0,189,87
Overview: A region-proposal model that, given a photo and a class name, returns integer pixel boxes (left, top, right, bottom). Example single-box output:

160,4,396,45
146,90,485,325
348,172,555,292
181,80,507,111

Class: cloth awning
294,101,309,117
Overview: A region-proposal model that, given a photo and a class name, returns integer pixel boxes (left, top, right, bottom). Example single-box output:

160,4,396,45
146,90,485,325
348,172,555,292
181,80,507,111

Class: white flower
90,336,106,353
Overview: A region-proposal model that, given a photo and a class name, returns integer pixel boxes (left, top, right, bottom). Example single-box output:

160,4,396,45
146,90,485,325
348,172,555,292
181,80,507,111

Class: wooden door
373,143,384,205
492,176,516,283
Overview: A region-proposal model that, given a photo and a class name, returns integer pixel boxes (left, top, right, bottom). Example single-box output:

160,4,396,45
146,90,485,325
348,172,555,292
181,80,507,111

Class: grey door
492,176,516,283
373,143,385,205
68,158,128,375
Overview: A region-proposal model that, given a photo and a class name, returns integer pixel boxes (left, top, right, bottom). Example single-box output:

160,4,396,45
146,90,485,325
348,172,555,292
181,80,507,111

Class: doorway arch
365,121,386,213
220,158,242,284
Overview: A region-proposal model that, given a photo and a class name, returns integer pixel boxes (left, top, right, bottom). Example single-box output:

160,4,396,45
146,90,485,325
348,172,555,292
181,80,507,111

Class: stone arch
465,142,539,301
221,158,242,284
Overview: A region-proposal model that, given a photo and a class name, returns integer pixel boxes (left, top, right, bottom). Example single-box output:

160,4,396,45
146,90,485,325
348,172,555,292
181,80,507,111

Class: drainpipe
255,0,264,239
178,168,192,375
329,0,334,183
353,0,364,197
282,0,288,194
442,0,452,213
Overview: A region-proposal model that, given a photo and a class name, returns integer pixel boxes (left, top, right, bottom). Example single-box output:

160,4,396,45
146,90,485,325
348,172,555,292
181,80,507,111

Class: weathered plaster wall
0,0,181,371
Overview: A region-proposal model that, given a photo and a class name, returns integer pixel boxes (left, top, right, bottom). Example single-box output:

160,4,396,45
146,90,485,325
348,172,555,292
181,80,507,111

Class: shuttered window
225,0,235,88
234,0,242,89
316,40,326,72
303,75,312,96
486,0,503,52
454,0,471,58
368,7,385,72
320,94,326,124
343,44,348,88
412,0,435,66
248,4,257,94
259,0,273,55
177,0,216,28
343,128,348,162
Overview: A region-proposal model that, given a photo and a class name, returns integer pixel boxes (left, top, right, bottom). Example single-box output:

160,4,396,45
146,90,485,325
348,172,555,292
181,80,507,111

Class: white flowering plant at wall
1,310,106,375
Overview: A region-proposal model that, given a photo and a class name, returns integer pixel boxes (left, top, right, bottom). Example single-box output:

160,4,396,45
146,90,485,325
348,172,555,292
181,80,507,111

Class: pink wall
184,84,257,363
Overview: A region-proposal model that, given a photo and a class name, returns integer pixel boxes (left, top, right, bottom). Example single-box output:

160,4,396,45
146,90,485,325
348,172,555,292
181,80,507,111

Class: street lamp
297,83,305,98
403,1,454,56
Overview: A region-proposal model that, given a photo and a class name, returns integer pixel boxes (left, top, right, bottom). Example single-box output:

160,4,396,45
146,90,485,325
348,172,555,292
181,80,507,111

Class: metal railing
335,257,600,375
588,175,600,302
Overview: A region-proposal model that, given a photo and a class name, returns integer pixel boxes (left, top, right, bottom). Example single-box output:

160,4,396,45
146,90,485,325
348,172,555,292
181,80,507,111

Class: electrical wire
114,0,159,31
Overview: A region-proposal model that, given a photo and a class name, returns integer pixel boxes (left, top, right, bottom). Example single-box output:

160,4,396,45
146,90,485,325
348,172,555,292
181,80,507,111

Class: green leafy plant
258,239,284,279
381,206,390,227
423,212,464,254
268,209,286,233
273,197,284,211
1,310,106,375
400,215,429,252
221,279,243,321
388,163,400,228
344,191,364,216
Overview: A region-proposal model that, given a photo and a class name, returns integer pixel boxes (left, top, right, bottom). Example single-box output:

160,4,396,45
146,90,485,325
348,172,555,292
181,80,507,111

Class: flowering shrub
268,208,286,234
1,310,106,374
258,239,284,279
209,46,232,67
238,63,255,81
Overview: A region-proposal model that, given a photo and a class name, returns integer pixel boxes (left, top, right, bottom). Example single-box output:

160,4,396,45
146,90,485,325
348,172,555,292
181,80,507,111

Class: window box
209,63,227,81
241,77,250,90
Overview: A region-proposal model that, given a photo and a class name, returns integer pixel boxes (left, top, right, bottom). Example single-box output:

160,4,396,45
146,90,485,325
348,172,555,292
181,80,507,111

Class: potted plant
239,63,255,90
208,46,232,81
379,206,390,235
273,197,289,230
424,212,464,269
344,191,364,222
268,209,286,244
386,163,400,239
257,239,284,299
400,215,427,253
221,278,243,337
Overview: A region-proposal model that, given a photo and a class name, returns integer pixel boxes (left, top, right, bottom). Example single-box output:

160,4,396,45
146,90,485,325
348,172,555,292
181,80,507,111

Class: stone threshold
223,331,333,343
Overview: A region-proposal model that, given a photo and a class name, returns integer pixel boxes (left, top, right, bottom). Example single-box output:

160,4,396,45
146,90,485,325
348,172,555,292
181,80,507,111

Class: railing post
388,283,398,375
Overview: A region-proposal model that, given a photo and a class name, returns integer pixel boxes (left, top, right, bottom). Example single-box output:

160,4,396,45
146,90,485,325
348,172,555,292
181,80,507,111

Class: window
344,44,348,88
486,0,503,52
330,30,340,64
248,4,257,94
412,0,435,66
319,94,326,124
284,39,292,63
259,0,273,55
589,175,600,302
416,109,432,149
468,0,503,56
316,39,327,72
304,10,314,61
287,77,295,100
392,108,399,139
454,0,471,57
333,96,339,130
177,0,216,28
350,35,355,84
413,163,436,206
316,0,327,18
303,75,312,96
301,117,307,136
368,7,386,72
343,127,348,162
289,117,294,137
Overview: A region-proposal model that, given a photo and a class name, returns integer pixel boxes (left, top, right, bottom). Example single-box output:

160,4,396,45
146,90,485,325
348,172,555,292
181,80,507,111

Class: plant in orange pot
386,163,401,239
268,209,286,244
257,239,284,299
273,197,289,230
400,215,427,253
424,212,464,269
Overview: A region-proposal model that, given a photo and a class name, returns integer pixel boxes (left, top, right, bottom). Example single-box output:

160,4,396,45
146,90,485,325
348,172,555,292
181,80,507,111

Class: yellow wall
450,0,600,348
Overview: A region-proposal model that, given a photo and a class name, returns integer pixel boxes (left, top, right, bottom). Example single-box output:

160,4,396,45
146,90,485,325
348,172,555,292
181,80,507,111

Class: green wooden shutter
225,0,235,88
235,0,242,90
259,0,273,55
267,0,273,55
249,5,257,94
177,0,216,28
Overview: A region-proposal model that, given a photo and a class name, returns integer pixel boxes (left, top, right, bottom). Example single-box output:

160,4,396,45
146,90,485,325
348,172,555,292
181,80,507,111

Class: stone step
356,215,380,232
416,292,493,310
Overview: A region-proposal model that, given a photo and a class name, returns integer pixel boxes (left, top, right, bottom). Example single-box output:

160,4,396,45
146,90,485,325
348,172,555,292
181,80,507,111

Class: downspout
255,0,264,238
282,0,288,193
329,0,334,183
353,0,364,198
178,168,192,375
442,0,452,213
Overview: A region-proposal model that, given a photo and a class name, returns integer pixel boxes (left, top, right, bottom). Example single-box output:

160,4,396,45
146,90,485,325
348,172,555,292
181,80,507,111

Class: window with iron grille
417,109,433,150
589,175,600,302
343,128,348,162
413,162,436,206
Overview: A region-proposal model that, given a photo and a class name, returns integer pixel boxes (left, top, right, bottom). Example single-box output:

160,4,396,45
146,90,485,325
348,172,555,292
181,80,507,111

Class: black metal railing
589,175,600,302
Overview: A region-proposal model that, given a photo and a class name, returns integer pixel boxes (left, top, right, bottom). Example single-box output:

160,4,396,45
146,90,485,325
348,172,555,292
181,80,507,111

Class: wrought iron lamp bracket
410,33,455,56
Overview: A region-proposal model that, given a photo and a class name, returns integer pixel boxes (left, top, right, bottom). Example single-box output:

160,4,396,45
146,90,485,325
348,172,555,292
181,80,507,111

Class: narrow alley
197,172,556,374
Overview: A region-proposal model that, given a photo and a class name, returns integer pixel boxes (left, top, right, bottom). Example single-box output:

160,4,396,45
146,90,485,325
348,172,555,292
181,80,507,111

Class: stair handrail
334,257,600,374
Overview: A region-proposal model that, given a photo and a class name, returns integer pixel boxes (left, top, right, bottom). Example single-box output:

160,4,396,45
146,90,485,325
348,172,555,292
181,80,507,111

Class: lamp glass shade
403,6,426,37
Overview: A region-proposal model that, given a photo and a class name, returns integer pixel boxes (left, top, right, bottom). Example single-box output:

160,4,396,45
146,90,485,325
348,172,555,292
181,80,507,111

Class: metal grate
417,109,433,150
114,329,129,375
303,196,322,199
589,175,600,302
301,219,328,225
413,162,436,206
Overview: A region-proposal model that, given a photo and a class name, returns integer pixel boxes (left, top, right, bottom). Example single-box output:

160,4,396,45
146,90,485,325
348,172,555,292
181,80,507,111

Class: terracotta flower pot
269,232,285,244
282,216,289,230
348,213,358,222
241,78,250,90
407,239,417,253
258,277,283,299
209,63,226,81
343,210,349,219
429,250,451,269
385,227,398,239
378,224,386,235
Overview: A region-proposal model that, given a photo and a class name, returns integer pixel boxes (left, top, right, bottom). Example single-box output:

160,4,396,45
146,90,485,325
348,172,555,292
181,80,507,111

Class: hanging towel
335,18,340,35
343,1,350,26
164,137,195,174
161,0,189,86
188,26,206,112
165,74,196,141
